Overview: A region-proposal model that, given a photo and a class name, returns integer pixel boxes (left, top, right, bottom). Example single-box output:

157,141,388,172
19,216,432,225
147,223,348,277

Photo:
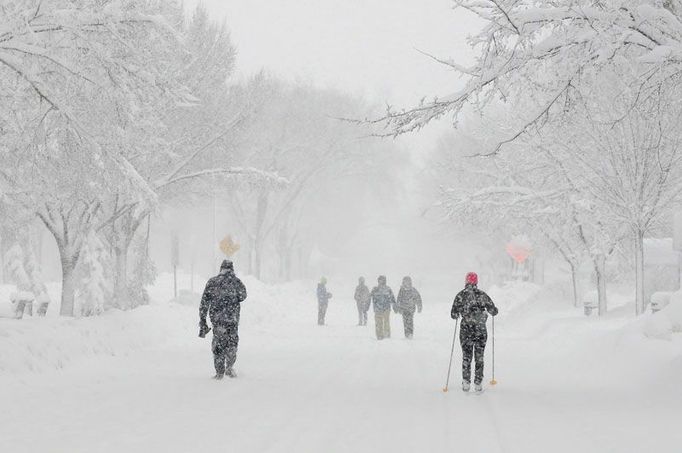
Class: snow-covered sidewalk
1,280,681,453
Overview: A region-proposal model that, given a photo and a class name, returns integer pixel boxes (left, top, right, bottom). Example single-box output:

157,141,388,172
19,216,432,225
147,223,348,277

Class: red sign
506,242,531,264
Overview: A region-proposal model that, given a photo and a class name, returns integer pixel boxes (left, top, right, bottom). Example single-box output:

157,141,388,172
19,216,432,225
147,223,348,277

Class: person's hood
219,260,234,275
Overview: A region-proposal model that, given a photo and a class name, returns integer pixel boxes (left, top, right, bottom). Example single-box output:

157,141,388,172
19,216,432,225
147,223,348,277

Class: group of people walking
318,275,423,339
198,260,498,393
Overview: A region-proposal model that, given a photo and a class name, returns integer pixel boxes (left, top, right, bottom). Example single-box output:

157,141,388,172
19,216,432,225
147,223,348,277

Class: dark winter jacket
450,284,498,327
317,284,332,305
397,286,422,314
370,285,396,312
354,284,371,310
199,263,247,326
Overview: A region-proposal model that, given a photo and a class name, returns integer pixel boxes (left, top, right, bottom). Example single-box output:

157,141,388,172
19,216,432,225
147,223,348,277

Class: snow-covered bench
583,290,598,316
10,291,35,319
6,291,49,319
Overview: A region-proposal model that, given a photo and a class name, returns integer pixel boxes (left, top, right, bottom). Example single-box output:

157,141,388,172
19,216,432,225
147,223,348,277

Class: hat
465,272,478,286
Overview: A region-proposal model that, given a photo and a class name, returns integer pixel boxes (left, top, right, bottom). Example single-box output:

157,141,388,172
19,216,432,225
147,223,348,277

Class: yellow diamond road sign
219,236,240,257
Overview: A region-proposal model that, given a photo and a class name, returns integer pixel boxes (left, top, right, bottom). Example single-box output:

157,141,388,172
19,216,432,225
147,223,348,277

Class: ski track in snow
1,289,681,453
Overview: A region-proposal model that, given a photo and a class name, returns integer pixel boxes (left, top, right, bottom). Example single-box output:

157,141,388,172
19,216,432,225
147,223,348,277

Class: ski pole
489,316,497,386
442,319,458,392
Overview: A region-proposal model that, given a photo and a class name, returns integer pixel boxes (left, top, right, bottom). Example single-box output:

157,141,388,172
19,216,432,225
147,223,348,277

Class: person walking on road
354,277,371,326
370,275,396,340
396,276,422,339
317,277,333,325
199,260,248,380
450,272,498,392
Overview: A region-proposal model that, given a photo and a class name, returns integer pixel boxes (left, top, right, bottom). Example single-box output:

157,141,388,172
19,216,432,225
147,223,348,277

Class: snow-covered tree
226,79,378,280
76,231,110,317
378,0,682,148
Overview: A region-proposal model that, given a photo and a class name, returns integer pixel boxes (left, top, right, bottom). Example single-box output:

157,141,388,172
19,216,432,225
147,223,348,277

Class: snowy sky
184,0,481,107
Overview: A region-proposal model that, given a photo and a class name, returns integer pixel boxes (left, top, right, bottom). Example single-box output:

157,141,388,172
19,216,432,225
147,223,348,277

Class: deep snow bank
0,275,314,376
0,304,193,375
643,294,682,340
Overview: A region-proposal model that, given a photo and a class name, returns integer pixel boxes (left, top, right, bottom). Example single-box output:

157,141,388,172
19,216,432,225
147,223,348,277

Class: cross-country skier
354,277,371,326
199,260,247,380
450,272,498,392
396,276,422,338
370,275,396,340
317,277,332,325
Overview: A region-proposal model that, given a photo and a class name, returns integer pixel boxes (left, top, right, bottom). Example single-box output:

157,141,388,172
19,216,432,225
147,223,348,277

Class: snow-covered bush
75,232,111,317
643,313,674,340
662,294,682,333
643,291,682,339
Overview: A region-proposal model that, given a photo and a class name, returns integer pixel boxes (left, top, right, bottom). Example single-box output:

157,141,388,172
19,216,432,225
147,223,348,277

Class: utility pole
171,232,179,299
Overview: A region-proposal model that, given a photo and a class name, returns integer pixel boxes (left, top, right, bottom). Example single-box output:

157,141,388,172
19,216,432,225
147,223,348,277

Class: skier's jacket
317,284,332,304
370,284,396,312
450,284,498,327
354,283,371,310
397,286,422,314
200,263,247,326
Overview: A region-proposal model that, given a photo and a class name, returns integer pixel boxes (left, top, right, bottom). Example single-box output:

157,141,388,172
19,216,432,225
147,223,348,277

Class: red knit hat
465,272,478,285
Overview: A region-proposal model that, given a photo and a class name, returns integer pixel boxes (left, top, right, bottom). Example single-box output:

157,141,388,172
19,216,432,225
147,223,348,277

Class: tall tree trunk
570,261,580,307
253,239,263,280
595,254,608,316
59,250,78,317
113,245,128,309
252,191,269,281
634,229,645,316
244,239,253,275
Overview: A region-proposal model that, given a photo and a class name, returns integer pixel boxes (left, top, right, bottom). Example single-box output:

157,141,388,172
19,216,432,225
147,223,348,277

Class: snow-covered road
2,280,681,453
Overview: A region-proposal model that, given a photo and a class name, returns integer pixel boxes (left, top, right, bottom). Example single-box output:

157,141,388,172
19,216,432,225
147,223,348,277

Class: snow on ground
1,274,681,453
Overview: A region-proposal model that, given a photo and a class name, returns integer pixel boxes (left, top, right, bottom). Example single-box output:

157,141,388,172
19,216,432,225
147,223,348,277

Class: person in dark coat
354,277,371,326
317,277,332,325
370,275,396,340
199,260,247,380
450,272,498,392
396,276,422,338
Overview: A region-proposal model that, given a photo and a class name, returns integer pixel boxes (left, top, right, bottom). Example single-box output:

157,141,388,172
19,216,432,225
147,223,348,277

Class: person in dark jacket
199,260,247,380
354,277,371,326
396,276,422,338
450,272,498,392
317,277,332,325
370,275,396,340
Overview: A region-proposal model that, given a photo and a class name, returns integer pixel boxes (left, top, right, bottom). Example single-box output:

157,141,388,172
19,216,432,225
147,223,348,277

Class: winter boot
474,383,483,393
462,381,470,392
226,368,237,378
213,374,224,380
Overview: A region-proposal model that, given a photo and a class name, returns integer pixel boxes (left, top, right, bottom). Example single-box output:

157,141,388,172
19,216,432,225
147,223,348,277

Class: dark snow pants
318,302,328,325
212,323,239,376
401,311,414,338
460,322,487,385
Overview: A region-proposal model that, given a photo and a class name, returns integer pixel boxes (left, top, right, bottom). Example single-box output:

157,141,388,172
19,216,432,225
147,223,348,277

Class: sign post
505,236,532,281
171,232,179,299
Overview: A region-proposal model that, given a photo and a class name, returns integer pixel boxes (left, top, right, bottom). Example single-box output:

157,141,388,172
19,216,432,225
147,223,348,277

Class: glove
198,321,211,338
418,307,422,314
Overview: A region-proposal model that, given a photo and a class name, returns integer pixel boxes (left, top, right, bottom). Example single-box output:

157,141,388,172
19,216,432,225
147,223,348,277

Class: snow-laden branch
154,167,288,190
373,0,682,151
